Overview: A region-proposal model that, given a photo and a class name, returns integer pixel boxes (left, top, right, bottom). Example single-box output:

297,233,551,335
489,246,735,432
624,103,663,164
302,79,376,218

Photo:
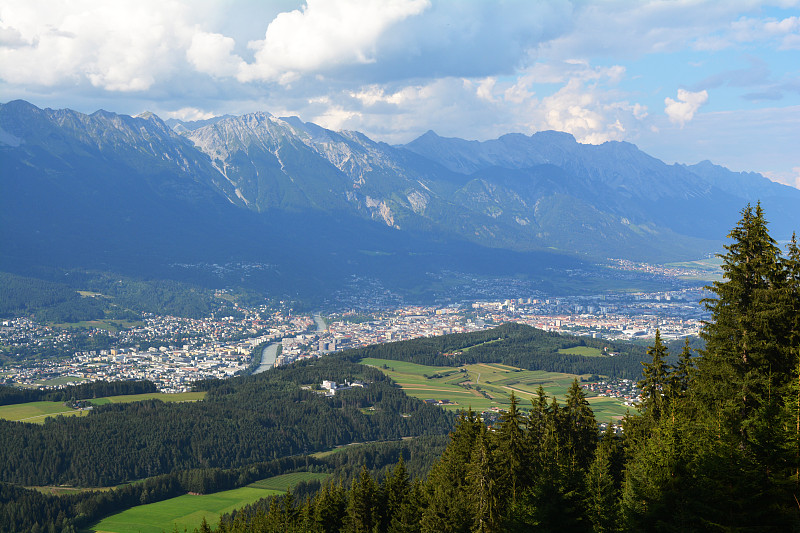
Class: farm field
0,392,206,423
360,358,631,422
557,346,603,357
86,472,329,533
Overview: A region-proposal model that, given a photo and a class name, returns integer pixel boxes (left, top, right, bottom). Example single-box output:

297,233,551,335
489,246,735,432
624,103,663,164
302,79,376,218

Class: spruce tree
585,425,621,533
697,203,790,441
421,410,481,533
785,234,800,489
495,391,526,504
691,203,797,528
345,466,379,533
384,455,411,531
636,330,669,423
467,425,500,533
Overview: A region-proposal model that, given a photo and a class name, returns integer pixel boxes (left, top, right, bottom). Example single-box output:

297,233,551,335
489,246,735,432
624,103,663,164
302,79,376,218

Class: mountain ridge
2,100,798,299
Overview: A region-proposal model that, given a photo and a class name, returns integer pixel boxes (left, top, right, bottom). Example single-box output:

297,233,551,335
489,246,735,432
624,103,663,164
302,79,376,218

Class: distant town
1,285,709,394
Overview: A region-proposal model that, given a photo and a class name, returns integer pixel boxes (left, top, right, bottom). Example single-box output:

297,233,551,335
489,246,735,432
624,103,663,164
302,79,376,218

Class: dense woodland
0,379,158,406
208,204,800,532
342,322,650,378
0,358,453,487
0,436,450,533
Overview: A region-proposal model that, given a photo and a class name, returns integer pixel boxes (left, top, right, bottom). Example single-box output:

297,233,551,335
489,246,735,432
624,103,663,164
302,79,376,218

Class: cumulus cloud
316,60,649,147
187,32,243,78
502,62,639,144
0,0,195,91
236,0,431,83
664,89,708,126
730,15,800,50
162,107,217,121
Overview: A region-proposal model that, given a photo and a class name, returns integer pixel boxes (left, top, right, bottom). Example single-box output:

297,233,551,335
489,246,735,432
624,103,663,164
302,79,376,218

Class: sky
1,0,799,188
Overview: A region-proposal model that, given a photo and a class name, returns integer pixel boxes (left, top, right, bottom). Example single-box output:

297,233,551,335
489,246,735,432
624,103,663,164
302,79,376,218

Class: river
253,313,327,375
253,342,279,374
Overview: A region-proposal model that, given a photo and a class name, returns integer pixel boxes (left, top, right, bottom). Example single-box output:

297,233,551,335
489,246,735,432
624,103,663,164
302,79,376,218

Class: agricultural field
86,472,329,533
0,401,83,423
33,376,89,387
0,392,206,424
557,346,603,357
361,358,631,422
666,257,723,281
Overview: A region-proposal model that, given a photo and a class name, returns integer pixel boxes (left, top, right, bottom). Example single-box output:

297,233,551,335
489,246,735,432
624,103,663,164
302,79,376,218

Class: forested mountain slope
208,204,800,532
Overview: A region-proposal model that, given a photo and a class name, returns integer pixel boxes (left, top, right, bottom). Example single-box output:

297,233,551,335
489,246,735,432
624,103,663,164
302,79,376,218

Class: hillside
3,100,799,300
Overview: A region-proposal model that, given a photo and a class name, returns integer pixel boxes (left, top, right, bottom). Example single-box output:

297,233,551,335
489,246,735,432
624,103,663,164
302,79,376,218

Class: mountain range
2,99,798,298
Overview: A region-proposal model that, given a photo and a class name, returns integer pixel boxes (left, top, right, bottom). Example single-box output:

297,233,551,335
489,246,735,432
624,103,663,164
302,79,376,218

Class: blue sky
1,0,798,187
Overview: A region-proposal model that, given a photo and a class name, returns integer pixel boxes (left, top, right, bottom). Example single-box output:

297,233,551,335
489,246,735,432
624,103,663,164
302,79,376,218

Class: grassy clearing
666,257,723,281
103,392,205,404
587,396,634,421
51,319,144,333
0,401,78,422
0,392,206,424
87,472,328,533
361,358,628,423
28,485,118,496
557,346,604,357
247,472,329,491
34,376,88,387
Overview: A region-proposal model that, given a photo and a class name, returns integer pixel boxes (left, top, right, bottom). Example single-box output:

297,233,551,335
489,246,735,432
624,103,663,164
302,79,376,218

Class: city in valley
1,284,708,398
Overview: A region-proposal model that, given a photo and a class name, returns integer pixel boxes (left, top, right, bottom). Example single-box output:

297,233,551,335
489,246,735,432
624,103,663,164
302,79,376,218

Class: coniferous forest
209,203,800,532
0,203,798,532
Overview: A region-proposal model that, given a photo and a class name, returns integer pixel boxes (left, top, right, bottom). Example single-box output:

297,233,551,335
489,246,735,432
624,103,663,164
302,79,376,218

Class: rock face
2,100,799,273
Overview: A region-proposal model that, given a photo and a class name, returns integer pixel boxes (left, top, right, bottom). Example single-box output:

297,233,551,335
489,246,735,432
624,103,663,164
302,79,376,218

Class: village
2,287,707,392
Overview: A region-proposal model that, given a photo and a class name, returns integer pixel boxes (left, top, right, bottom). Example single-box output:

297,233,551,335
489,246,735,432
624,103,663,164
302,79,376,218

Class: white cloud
763,167,800,190
187,32,243,78
305,60,649,147
0,0,194,91
664,89,708,126
475,78,497,102
637,105,800,187
730,15,800,50
162,107,217,121
236,0,431,83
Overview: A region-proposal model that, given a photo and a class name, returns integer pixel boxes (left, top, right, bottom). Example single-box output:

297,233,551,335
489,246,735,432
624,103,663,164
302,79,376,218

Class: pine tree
345,466,379,533
421,410,481,533
563,379,597,473
585,425,621,533
666,338,694,402
389,478,424,533
384,455,411,530
783,233,800,489
637,330,669,423
690,203,797,528
314,481,346,533
697,203,790,442
467,425,500,533
495,391,526,504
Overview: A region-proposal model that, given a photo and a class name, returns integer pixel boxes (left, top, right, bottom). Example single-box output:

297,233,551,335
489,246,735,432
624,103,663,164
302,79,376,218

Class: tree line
341,321,650,378
0,434,452,533
0,380,158,406
0,358,454,487
204,203,800,531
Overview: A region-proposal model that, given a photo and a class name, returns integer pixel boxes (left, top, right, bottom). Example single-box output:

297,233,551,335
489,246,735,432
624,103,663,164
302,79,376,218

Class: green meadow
361,357,630,422
0,392,206,424
0,401,81,423
87,472,329,533
557,346,604,357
